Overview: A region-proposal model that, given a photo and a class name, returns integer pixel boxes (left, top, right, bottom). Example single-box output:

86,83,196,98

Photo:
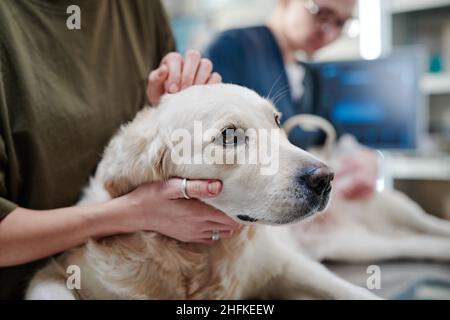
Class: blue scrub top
204,26,324,149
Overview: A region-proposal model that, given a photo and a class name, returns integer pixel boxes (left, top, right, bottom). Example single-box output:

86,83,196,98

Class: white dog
26,84,382,300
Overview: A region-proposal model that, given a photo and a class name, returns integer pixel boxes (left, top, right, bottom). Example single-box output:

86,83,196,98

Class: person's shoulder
213,26,269,44
205,26,269,59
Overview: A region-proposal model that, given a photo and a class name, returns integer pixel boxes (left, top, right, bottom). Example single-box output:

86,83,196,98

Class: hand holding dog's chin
103,179,240,244
147,50,222,105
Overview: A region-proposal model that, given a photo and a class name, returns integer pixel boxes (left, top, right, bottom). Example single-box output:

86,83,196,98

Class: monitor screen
310,54,423,150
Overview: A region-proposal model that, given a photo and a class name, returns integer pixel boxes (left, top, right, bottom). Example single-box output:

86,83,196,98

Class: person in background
205,0,378,200
0,0,238,299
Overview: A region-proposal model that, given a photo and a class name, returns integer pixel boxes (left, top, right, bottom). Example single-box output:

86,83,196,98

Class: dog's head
99,84,333,225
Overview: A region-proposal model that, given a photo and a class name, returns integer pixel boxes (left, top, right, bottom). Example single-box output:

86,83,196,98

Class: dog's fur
26,84,450,300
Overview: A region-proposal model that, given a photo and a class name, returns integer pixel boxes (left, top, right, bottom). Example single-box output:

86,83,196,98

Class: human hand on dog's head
147,50,222,105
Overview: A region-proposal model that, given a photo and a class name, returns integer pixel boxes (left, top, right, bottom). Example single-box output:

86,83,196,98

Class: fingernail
207,181,221,195
169,83,178,93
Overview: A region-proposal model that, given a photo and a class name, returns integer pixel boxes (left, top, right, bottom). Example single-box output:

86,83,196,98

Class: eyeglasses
302,0,353,35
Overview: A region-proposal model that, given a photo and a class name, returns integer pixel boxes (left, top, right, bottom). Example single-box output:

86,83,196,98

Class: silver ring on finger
181,178,191,200
211,230,220,241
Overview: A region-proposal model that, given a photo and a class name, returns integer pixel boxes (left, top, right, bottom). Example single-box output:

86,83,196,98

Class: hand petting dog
147,50,222,105
141,51,237,244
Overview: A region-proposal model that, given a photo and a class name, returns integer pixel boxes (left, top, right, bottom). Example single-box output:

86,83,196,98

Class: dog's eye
219,126,246,147
274,113,282,128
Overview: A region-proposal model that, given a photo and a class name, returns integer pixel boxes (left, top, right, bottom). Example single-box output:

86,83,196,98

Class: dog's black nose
298,166,334,195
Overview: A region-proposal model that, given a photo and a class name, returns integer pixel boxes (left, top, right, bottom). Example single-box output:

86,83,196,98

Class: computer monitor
309,53,424,150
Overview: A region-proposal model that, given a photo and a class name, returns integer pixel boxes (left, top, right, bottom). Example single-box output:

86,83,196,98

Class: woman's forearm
0,178,238,267
0,197,129,267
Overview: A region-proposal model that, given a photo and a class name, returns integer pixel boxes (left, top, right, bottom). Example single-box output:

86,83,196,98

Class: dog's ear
103,142,170,199
153,146,169,181
100,109,171,198
104,177,134,199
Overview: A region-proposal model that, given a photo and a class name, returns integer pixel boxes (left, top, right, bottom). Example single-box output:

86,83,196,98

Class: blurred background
163,0,450,219
163,0,450,299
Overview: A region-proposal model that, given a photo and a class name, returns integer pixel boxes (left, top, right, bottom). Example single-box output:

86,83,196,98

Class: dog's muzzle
297,166,334,196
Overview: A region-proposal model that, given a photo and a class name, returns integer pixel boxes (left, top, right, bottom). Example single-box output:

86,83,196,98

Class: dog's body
26,84,450,300
293,189,450,262
27,224,378,299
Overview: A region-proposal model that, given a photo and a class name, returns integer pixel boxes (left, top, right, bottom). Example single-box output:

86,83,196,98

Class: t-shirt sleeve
0,135,17,220
0,69,17,220
203,32,246,86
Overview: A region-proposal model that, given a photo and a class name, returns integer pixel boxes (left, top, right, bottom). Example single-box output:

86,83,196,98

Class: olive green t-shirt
0,0,175,299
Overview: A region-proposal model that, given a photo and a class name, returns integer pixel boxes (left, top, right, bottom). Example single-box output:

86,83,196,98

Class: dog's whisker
265,72,285,101
270,82,290,99
271,87,291,106
270,84,291,102
268,88,288,106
